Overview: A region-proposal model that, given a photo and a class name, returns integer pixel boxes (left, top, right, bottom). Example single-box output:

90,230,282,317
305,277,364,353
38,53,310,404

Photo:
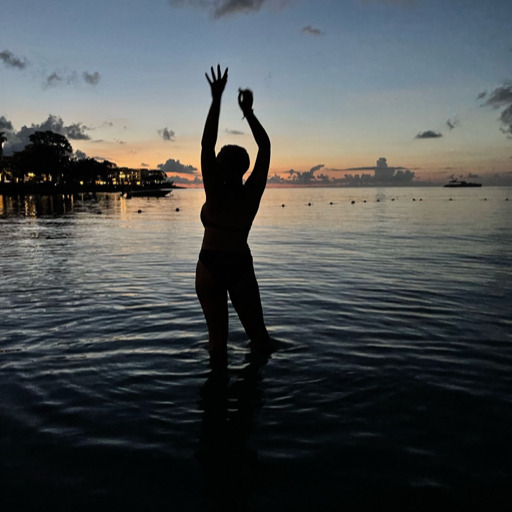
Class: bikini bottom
198,248,255,290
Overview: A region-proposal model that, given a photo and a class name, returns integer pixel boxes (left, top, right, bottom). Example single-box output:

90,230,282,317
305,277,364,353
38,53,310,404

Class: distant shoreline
3,183,512,196
0,183,179,196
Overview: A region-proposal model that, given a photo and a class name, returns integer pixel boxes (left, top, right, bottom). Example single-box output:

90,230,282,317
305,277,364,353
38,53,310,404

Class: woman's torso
200,188,255,253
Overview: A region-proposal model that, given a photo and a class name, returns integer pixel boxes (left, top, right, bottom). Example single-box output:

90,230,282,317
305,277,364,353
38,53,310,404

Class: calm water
1,187,511,510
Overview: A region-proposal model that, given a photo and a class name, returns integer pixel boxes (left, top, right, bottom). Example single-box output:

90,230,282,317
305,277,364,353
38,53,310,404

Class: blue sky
1,0,511,185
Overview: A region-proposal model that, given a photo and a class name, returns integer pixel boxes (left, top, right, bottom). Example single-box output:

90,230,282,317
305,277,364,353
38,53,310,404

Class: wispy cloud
361,0,415,6
301,25,324,36
170,0,275,19
482,83,512,137
484,84,512,107
83,71,100,86
446,117,459,130
43,69,101,89
225,128,244,135
1,47,100,89
0,49,28,69
158,127,176,141
415,130,442,139
44,71,65,88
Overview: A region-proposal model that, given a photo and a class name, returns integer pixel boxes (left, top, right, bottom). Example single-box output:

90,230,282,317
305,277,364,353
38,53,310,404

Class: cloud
343,157,415,185
500,105,512,136
1,47,99,89
0,116,14,132
0,49,29,69
225,128,244,135
267,173,286,184
361,0,414,6
170,0,271,18
477,91,487,100
83,71,100,85
214,0,266,18
1,114,91,154
483,83,512,136
44,72,64,88
446,118,458,130
484,84,512,107
301,25,324,36
74,149,88,160
42,68,101,89
157,158,198,174
415,130,442,139
158,127,176,141
287,164,326,184
271,157,418,186
65,122,92,140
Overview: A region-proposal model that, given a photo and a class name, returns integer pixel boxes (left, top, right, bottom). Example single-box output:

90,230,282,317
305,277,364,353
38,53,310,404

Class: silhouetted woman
195,65,272,362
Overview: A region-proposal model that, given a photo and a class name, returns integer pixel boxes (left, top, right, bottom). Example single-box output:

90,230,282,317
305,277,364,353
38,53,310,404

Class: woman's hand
205,65,228,99
238,88,254,116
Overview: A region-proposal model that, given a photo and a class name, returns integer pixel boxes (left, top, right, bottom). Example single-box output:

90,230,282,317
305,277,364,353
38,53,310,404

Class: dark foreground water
1,187,511,511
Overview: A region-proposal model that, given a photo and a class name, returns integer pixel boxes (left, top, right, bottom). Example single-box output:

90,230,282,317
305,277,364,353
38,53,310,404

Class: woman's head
217,145,250,182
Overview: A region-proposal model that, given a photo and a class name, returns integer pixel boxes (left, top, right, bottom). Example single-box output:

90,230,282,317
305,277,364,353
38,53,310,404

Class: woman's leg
229,268,271,350
196,260,229,353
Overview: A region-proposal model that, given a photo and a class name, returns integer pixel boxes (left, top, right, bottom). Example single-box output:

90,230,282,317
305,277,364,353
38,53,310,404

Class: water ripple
1,188,511,509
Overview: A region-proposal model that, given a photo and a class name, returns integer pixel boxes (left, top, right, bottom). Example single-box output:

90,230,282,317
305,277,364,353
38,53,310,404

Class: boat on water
444,179,482,188
122,188,172,198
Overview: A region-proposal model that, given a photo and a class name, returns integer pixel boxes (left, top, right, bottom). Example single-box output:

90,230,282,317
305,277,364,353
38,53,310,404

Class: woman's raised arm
201,65,228,194
238,89,271,202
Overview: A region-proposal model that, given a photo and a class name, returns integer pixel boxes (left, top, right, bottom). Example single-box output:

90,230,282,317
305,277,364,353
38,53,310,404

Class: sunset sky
1,0,511,185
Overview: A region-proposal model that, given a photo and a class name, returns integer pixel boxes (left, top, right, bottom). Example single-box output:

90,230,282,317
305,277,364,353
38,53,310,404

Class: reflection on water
1,187,512,510
197,352,268,511
1,193,84,217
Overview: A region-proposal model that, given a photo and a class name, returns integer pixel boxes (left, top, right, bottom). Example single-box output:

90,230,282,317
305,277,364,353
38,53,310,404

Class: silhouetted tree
12,131,73,183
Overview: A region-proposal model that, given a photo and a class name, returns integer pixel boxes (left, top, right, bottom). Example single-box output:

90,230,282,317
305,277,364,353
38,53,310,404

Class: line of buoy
279,197,510,208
